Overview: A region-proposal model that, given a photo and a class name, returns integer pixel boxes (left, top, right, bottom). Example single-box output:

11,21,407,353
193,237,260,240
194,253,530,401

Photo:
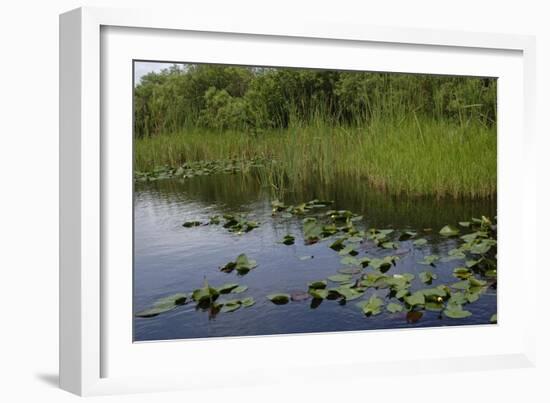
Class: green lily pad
490,313,497,323
404,291,425,306
329,238,346,251
334,286,364,301
328,274,353,283
308,280,327,290
413,238,428,246
451,280,470,290
338,267,362,275
182,221,202,228
418,255,439,266
338,246,359,256
220,253,258,274
419,271,437,284
281,234,295,245
267,293,291,304
241,297,255,308
443,303,472,319
135,293,188,318
192,281,220,305
439,225,460,237
340,256,360,266
220,300,241,313
387,302,404,313
216,283,239,294
358,295,384,316
370,256,398,272
231,285,248,294
453,267,472,279
309,289,329,300
419,287,448,298
448,292,467,305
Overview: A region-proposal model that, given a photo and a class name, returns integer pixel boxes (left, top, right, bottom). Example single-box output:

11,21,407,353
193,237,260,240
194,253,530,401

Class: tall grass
134,116,496,199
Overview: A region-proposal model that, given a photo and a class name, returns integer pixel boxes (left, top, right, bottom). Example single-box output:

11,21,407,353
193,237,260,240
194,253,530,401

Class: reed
134,116,496,199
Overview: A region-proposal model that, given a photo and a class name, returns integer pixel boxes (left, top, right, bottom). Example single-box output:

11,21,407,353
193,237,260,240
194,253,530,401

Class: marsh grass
135,116,496,199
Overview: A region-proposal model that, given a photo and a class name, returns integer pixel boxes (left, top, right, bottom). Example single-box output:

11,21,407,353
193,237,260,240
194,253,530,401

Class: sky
133,61,185,84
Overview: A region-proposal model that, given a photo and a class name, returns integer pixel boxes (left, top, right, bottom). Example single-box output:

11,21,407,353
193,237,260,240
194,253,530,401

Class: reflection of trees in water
135,172,496,230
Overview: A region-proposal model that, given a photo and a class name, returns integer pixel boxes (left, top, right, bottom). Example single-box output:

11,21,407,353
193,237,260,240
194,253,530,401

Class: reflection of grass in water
136,174,496,231
135,117,496,199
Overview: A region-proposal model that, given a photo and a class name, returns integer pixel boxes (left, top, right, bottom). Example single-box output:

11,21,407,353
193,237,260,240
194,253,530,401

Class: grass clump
135,117,496,199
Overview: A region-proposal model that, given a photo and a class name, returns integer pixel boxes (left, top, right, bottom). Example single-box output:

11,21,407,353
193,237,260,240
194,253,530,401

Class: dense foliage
134,64,496,137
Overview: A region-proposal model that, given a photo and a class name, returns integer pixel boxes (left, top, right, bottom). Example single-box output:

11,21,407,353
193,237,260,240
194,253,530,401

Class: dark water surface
134,174,497,341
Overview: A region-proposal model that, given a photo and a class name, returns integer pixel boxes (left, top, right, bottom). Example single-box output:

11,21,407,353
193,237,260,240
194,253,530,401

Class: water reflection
134,173,496,341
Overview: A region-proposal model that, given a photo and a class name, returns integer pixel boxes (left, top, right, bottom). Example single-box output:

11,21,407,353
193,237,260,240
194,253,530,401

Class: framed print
59,6,537,396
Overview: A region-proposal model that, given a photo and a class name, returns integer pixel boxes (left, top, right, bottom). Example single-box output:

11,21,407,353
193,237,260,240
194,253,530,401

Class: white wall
1,1,548,401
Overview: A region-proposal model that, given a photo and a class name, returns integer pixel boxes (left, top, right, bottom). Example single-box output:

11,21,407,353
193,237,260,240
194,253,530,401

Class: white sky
134,61,185,84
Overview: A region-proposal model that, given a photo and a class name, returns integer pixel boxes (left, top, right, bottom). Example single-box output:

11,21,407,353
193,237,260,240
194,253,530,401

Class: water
134,174,497,341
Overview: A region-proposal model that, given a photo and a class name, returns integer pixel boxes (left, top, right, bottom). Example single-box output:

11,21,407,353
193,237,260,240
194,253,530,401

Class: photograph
132,61,497,341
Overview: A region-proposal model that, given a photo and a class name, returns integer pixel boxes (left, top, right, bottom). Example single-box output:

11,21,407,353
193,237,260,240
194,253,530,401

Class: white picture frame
59,6,537,396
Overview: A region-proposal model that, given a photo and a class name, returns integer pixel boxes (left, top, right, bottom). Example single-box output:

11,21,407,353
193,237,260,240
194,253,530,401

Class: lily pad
490,313,497,323
220,300,241,313
329,238,346,251
241,297,255,308
334,286,364,301
308,280,327,290
267,293,291,305
135,293,188,318
328,274,353,283
453,267,472,280
309,289,329,300
404,291,425,306
182,221,202,228
281,234,295,245
419,271,437,284
451,280,470,290
358,295,384,316
387,302,404,313
216,283,239,294
418,255,439,267
338,267,362,275
439,225,460,237
192,279,220,306
413,238,428,246
443,303,472,319
340,256,360,266
231,285,248,294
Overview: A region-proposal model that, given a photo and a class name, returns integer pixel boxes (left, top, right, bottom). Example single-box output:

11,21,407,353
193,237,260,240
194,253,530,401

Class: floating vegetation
182,213,260,234
419,271,437,285
280,234,295,245
267,294,291,305
357,295,384,316
135,158,272,182
220,253,258,275
135,293,189,318
182,221,202,228
141,195,497,327
136,279,255,319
